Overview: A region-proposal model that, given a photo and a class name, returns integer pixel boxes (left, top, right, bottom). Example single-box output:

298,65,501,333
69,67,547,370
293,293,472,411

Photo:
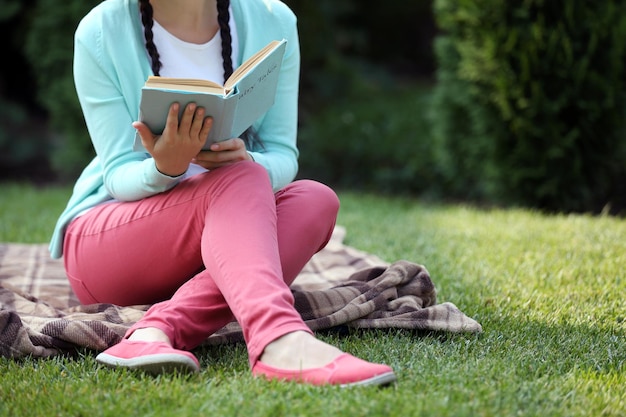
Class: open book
134,39,287,151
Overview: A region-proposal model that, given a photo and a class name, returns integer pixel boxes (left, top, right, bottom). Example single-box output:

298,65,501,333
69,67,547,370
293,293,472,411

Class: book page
143,39,285,95
225,40,284,91
145,76,226,94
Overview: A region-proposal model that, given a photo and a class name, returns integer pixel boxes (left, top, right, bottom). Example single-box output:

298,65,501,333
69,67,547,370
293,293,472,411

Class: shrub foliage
431,0,626,213
23,0,101,180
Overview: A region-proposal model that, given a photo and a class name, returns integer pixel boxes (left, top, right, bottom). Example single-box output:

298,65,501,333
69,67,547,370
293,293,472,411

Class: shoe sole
341,371,397,388
96,352,200,375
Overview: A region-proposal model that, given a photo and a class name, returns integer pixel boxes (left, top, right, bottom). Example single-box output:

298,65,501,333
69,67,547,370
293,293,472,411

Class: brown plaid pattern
0,227,481,358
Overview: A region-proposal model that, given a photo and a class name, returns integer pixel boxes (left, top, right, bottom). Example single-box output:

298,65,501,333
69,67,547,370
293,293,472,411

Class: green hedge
24,0,100,180
296,84,438,196
0,1,53,180
431,0,626,213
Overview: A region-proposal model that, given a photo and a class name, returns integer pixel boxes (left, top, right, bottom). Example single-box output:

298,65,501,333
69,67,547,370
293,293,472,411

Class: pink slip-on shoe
96,339,200,375
252,353,397,387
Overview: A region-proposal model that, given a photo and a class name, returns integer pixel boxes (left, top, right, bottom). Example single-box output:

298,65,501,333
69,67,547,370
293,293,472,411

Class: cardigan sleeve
73,10,181,202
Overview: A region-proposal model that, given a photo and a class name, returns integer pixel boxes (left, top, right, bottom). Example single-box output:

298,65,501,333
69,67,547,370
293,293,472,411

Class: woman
49,0,396,387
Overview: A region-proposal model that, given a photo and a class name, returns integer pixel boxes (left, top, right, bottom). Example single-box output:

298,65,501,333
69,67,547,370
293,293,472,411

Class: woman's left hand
192,138,253,170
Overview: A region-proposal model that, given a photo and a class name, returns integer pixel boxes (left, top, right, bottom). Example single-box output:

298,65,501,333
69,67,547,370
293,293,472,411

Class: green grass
1,183,625,417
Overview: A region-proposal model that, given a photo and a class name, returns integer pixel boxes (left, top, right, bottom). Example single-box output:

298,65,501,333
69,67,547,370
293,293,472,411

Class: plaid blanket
0,227,481,359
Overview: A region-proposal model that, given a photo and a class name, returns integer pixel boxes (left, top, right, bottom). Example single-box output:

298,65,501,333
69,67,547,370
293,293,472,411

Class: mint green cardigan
49,0,301,259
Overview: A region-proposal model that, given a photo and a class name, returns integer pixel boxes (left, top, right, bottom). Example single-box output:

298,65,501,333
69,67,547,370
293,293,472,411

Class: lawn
0,182,624,417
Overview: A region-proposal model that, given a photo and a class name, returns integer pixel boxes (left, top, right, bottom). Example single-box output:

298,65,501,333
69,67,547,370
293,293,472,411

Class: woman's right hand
133,102,213,177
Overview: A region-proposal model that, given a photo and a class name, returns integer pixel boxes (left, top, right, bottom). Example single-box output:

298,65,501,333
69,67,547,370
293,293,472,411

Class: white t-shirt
151,8,239,82
149,8,240,178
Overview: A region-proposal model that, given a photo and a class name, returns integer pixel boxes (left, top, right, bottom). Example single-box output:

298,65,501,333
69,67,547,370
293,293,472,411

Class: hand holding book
133,101,214,176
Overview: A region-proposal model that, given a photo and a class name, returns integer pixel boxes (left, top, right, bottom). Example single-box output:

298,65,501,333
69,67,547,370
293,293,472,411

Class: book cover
133,39,287,152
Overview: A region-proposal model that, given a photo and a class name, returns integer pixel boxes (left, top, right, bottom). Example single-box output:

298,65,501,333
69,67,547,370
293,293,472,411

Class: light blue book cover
133,39,287,152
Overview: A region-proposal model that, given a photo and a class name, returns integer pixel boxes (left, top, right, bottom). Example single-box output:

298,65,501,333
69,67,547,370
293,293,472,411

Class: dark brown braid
216,0,234,82
139,0,161,76
138,0,260,147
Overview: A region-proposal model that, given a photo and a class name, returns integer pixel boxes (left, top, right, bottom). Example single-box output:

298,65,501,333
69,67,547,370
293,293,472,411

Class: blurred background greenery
1,0,625,214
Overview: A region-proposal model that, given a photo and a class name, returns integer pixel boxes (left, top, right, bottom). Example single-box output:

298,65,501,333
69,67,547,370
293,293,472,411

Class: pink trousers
63,161,340,366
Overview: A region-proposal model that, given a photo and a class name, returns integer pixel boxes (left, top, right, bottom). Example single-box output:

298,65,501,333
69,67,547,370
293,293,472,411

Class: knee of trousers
288,179,340,217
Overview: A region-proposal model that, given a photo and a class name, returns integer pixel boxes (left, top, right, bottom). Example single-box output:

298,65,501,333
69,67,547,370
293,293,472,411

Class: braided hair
138,0,259,147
